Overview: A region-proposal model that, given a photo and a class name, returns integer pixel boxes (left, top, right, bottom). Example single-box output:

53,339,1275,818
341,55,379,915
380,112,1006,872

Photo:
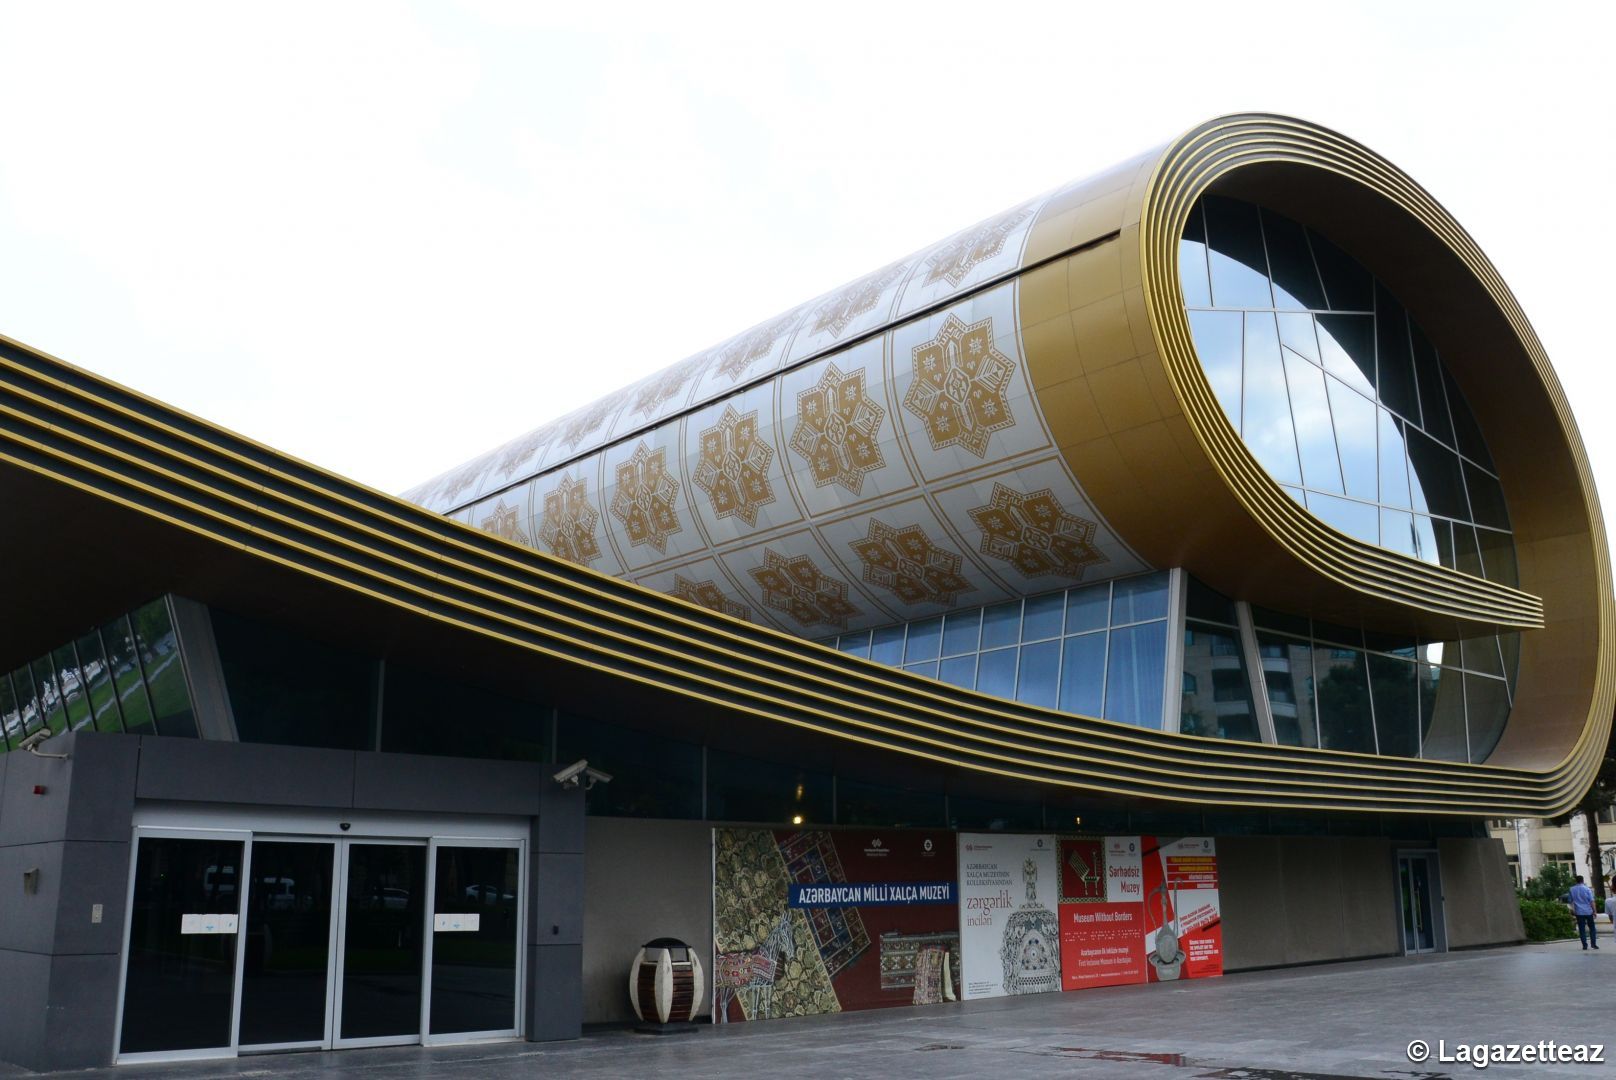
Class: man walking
1566,876,1598,950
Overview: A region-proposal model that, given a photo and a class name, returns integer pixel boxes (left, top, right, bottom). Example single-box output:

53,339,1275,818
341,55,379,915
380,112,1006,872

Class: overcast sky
1,1,1610,520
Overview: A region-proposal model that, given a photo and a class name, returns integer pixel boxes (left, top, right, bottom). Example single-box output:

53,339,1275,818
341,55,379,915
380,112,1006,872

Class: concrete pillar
1570,812,1593,884
1514,818,1543,882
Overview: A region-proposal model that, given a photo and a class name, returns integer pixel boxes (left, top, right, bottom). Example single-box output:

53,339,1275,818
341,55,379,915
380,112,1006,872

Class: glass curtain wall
1180,195,1515,585
1179,578,1260,742
0,598,184,752
823,572,1172,730
1249,606,1514,762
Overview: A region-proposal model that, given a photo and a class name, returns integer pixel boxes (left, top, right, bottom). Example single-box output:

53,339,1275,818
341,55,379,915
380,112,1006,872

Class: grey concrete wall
582,818,713,1025
1439,836,1526,948
1220,835,1401,971
0,732,138,1071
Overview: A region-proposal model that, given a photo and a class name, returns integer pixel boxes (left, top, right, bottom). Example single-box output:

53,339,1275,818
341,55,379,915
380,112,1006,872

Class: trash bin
630,937,705,1026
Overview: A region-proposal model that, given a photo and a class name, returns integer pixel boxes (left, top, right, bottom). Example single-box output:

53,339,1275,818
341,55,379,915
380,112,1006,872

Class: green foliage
1519,862,1577,902
1518,898,1576,942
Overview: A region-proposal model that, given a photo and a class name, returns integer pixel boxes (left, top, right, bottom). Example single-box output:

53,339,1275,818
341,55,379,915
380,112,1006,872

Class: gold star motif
693,405,776,527
749,548,859,629
967,483,1108,579
904,313,1016,458
849,520,972,607
610,442,682,554
536,473,601,566
671,575,750,621
789,363,886,495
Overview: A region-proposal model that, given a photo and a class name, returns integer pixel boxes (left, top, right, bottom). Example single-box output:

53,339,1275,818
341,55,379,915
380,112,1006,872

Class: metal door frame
421,836,527,1046
112,826,253,1066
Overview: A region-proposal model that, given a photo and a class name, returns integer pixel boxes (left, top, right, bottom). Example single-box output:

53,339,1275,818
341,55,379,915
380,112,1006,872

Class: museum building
0,114,1608,1069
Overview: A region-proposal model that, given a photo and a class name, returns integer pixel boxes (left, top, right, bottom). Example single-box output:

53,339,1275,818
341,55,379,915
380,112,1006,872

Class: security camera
18,730,52,752
552,760,612,790
19,729,68,758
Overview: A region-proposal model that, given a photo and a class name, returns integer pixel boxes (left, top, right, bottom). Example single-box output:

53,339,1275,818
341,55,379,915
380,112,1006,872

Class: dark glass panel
869,624,904,665
1065,582,1109,634
904,617,942,663
381,662,544,762
1465,675,1511,762
1462,462,1509,531
707,748,833,825
1178,203,1213,307
1285,350,1345,494
556,713,701,819
1180,621,1258,742
0,673,18,749
1372,286,1421,425
1308,229,1374,311
1312,621,1364,650
11,665,41,735
1022,592,1064,642
1058,633,1106,717
1251,606,1311,637
940,654,976,689
1459,637,1504,677
941,610,980,657
1442,366,1495,471
53,644,91,731
1452,523,1486,579
981,601,1021,649
1111,572,1169,625
836,777,945,827
340,844,426,1040
1420,665,1467,762
1313,647,1376,753
1242,311,1303,485
120,837,244,1053
1015,639,1060,709
76,631,123,733
131,599,198,738
1475,527,1518,587
1405,431,1469,521
1325,377,1378,500
102,615,156,735
1361,628,1417,657
239,841,335,1046
1499,633,1520,697
430,846,519,1035
1257,632,1318,748
214,608,374,751
949,794,1042,831
1188,309,1244,427
1315,314,1377,395
1412,514,1442,567
836,631,871,659
1368,654,1419,758
1204,195,1273,308
1408,324,1456,447
976,647,1017,700
1104,621,1167,729
32,658,67,734
1261,207,1329,310
1185,575,1236,624
1415,665,1441,756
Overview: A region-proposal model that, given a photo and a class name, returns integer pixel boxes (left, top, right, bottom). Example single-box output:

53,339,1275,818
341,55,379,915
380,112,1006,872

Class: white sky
1,0,1611,522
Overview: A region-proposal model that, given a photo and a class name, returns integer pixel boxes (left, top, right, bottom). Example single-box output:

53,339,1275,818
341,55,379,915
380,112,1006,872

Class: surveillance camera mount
19,730,69,760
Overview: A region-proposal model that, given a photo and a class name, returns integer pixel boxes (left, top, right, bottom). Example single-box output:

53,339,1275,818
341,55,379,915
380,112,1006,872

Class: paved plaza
16,942,1610,1079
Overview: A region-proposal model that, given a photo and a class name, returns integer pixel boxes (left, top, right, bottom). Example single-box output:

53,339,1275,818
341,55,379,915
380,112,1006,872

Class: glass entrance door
335,842,429,1047
426,842,523,1042
1398,852,1444,954
238,840,337,1050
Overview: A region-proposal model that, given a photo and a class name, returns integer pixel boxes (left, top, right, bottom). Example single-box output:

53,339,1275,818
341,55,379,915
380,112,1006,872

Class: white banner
957,833,1060,999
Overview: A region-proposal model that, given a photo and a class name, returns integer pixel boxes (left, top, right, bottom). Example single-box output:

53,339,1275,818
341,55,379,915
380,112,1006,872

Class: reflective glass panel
1104,622,1168,730
1058,633,1106,717
0,674,18,748
905,617,942,663
1112,573,1169,624
981,602,1021,649
1368,654,1419,758
1180,621,1259,742
32,658,67,734
430,845,519,1036
76,631,123,733
1022,592,1064,642
976,648,1017,700
12,665,40,735
52,644,91,731
1313,647,1376,753
941,610,981,657
1016,639,1060,709
869,625,904,665
1466,675,1511,762
239,841,335,1047
340,844,427,1041
1421,664,1467,761
1182,195,1513,581
940,654,976,689
131,599,198,738
1257,632,1318,748
1065,583,1109,634
102,615,156,735
837,631,871,659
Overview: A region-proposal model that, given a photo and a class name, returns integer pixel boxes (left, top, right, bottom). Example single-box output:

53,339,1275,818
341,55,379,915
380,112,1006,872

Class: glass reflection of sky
1180,195,1515,586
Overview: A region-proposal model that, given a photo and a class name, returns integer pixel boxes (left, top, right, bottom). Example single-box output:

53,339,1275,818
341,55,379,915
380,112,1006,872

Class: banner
957,833,1060,1000
1058,835,1146,990
712,828,959,1022
1141,836,1222,981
